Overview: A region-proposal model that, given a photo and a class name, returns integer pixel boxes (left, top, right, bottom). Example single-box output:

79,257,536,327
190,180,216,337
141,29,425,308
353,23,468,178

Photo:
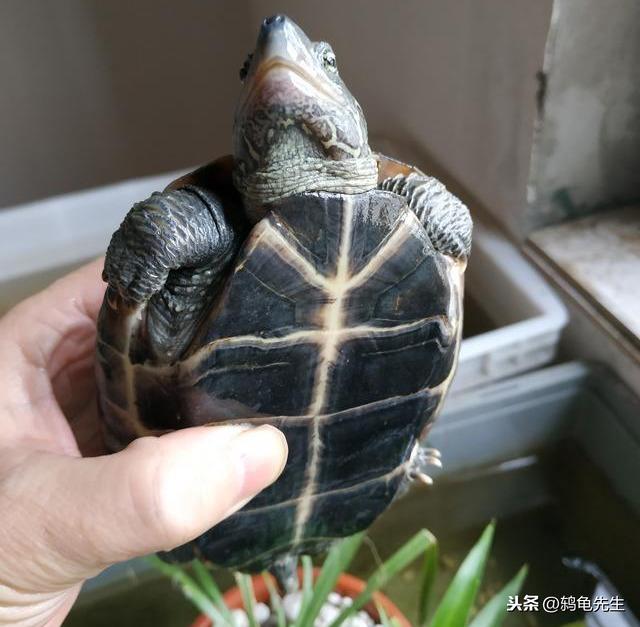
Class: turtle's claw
416,472,434,486
407,444,443,487
103,207,169,306
424,455,443,469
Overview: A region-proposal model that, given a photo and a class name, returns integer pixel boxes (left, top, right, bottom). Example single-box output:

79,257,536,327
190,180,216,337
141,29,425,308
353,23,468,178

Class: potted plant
150,521,526,627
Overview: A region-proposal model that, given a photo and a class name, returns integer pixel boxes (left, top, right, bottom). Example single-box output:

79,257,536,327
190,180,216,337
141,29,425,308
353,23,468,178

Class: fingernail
229,425,288,499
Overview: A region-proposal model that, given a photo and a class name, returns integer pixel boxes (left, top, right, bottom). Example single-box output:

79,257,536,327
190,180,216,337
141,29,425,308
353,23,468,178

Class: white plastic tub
0,170,184,312
454,214,568,391
0,169,566,390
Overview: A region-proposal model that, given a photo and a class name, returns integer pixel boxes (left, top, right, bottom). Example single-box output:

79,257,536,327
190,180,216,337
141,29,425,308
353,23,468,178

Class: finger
0,257,105,393
1,258,105,372
1,424,288,590
0,259,105,450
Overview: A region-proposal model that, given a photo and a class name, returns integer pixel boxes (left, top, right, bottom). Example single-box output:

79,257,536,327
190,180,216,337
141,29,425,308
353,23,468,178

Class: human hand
0,259,288,626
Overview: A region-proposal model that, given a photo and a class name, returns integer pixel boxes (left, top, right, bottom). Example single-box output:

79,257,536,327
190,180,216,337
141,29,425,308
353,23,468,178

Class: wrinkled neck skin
234,153,379,211
231,15,379,217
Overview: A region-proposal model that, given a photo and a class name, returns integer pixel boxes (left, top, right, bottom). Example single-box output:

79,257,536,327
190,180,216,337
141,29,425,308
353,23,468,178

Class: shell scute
165,188,463,570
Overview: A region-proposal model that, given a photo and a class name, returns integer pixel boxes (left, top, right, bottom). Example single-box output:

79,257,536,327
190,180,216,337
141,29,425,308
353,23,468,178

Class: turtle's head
232,15,378,212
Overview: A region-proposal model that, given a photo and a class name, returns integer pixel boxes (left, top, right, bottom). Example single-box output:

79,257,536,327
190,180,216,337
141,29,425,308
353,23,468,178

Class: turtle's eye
323,50,337,71
239,53,253,82
317,44,338,73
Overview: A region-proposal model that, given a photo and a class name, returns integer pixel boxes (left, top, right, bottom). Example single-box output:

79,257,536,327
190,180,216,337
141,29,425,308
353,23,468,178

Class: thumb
2,424,287,592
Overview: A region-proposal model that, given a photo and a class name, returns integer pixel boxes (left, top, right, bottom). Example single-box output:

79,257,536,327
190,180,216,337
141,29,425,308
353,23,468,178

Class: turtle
96,14,472,586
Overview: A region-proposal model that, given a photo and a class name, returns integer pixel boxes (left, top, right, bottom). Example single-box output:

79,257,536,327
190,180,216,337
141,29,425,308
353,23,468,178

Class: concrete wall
246,0,552,240
0,0,251,208
526,0,640,233
0,0,553,228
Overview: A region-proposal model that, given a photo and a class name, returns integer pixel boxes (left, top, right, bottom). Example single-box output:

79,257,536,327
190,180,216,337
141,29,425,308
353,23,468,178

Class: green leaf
301,555,314,609
417,532,438,626
429,521,495,627
191,560,234,626
376,600,393,627
295,533,365,627
468,565,528,627
234,573,259,627
263,573,286,627
329,529,435,627
146,555,228,625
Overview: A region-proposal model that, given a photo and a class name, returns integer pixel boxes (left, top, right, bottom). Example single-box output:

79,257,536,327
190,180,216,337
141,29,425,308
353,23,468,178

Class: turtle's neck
234,155,379,213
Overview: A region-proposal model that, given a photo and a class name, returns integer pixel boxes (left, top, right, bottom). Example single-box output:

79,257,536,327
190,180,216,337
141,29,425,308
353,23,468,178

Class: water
64,441,640,626
364,442,640,625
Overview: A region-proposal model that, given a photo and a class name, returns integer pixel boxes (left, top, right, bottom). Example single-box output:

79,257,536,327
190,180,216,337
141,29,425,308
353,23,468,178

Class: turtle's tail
271,554,299,594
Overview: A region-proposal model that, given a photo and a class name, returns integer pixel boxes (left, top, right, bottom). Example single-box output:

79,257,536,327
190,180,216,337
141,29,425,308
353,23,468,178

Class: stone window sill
525,207,640,391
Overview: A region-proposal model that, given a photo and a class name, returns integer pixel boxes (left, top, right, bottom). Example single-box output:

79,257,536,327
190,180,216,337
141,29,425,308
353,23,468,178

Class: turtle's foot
379,173,472,260
407,445,443,486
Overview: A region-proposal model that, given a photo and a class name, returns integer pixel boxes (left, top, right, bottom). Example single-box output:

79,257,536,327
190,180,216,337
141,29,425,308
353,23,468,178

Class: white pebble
345,616,369,627
283,591,303,622
328,591,342,606
357,610,375,626
341,596,354,607
253,602,270,624
231,608,249,627
319,603,341,623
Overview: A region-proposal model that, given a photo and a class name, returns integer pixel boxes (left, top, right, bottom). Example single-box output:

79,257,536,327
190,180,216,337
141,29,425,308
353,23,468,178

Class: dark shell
98,183,463,572
177,189,460,569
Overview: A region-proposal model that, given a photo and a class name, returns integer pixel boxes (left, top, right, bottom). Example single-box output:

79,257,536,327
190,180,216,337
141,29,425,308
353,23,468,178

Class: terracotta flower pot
190,570,411,627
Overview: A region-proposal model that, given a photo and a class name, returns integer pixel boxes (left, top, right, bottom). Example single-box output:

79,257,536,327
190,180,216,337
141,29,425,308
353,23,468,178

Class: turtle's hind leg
409,445,442,486
397,442,443,495
270,554,299,594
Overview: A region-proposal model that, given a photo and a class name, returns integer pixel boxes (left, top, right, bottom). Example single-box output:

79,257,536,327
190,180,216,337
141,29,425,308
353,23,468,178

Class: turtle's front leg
379,173,472,260
103,185,239,362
